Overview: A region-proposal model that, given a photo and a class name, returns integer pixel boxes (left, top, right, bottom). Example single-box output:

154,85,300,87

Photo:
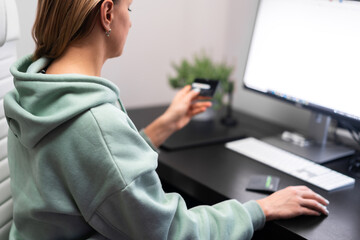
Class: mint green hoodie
4,55,265,240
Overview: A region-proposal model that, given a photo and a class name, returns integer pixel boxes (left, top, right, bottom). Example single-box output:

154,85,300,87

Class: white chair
0,0,20,239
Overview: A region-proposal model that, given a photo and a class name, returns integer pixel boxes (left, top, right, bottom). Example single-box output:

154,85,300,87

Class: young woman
4,0,329,239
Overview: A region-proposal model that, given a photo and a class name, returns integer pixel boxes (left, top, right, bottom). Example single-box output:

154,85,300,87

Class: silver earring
105,29,111,37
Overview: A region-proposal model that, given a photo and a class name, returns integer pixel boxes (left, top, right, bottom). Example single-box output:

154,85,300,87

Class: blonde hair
32,0,118,60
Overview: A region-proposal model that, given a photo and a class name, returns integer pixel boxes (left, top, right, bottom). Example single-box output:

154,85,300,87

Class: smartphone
191,78,219,97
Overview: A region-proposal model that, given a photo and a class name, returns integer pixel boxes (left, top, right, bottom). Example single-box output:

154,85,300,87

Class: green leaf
168,52,235,107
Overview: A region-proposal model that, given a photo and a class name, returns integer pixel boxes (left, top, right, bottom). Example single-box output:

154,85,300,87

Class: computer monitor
242,0,360,163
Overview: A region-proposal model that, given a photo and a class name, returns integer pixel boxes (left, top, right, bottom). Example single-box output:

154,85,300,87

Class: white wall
15,0,36,58
14,0,310,131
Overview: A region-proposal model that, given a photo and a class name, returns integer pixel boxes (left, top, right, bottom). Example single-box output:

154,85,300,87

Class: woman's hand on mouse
256,185,329,221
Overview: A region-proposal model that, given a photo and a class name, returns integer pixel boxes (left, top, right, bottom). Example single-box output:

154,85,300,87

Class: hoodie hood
4,54,121,149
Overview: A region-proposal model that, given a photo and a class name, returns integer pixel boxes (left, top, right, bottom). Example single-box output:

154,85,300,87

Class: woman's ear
100,0,114,32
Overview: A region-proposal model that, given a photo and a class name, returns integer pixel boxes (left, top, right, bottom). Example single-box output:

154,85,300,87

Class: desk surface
128,105,360,240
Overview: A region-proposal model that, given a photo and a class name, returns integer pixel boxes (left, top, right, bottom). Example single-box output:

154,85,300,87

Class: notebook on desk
160,119,246,150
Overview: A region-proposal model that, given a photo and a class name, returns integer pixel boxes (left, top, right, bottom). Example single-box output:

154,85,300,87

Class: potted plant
168,52,234,109
168,52,236,123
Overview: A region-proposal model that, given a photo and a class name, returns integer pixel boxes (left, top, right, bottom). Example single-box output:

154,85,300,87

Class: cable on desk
337,120,360,145
348,153,360,179
334,120,360,178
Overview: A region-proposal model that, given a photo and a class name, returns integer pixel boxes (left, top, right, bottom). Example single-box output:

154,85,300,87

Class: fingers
298,207,322,216
295,186,329,206
302,191,329,206
174,85,200,105
168,86,198,114
294,186,330,216
174,85,194,99
191,101,212,109
290,186,329,203
178,85,214,103
180,85,192,94
188,106,208,117
188,102,212,116
182,85,198,96
189,88,201,100
189,107,207,116
300,198,329,216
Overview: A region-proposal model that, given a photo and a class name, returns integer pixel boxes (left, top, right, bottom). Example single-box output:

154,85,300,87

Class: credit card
191,78,219,97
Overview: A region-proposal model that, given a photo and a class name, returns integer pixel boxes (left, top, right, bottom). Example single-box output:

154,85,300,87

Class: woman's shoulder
88,102,137,132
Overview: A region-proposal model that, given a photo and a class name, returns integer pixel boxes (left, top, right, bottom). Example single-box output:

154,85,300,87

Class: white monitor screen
243,0,360,123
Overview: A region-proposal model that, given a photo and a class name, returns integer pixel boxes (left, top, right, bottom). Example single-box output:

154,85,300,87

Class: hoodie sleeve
87,104,265,240
139,128,160,153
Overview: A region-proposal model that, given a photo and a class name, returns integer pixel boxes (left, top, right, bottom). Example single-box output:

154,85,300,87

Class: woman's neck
46,38,107,77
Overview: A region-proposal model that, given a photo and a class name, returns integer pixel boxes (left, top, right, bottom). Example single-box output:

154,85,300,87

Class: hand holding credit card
191,78,219,97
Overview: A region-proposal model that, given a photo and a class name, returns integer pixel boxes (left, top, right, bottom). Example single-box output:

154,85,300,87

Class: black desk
128,105,360,240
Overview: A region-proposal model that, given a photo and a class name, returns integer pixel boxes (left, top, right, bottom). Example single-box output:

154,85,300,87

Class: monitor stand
263,113,355,164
